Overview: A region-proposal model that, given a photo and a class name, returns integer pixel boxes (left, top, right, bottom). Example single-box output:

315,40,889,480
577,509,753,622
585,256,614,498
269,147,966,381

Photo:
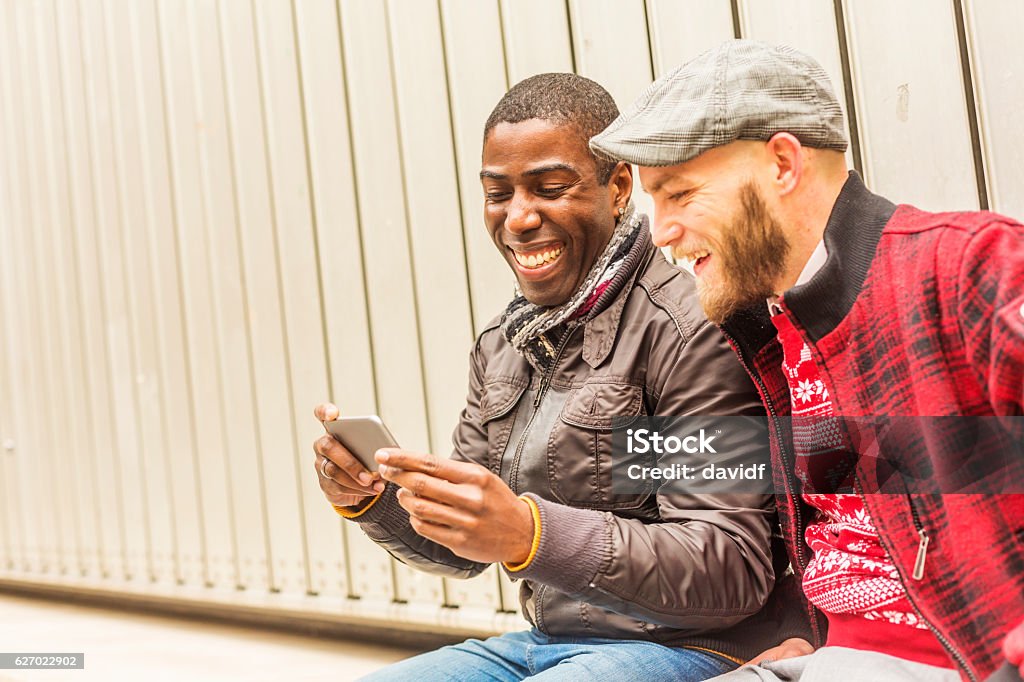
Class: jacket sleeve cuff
500,492,611,593
332,491,385,519
330,483,408,540
502,495,542,572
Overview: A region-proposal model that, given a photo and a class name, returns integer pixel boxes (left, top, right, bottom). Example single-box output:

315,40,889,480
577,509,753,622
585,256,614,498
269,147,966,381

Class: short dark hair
483,73,621,184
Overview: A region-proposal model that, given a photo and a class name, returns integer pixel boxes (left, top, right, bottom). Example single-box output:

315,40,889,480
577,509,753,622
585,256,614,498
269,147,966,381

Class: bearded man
591,39,1024,682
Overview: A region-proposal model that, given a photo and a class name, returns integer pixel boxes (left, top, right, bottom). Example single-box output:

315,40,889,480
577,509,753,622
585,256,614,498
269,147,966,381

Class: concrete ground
0,592,422,681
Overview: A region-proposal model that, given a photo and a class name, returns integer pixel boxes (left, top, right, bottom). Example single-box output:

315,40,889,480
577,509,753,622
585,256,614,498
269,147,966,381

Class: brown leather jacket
349,235,810,661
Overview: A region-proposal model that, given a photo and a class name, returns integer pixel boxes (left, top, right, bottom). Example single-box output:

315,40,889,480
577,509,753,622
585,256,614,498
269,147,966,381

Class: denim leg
525,638,738,682
357,630,540,682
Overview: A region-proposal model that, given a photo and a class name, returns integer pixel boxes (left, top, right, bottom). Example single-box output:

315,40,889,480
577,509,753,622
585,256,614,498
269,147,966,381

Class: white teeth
514,246,564,269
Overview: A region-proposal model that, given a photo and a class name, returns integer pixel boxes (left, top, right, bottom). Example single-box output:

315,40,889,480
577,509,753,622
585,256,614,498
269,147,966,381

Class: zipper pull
912,528,929,580
533,378,547,408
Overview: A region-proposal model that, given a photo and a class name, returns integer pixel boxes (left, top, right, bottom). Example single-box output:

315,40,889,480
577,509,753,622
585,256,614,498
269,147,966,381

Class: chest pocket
548,380,654,511
479,377,528,473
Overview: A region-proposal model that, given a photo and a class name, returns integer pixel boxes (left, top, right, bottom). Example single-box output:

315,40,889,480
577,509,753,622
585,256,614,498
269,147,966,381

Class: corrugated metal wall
0,0,1021,635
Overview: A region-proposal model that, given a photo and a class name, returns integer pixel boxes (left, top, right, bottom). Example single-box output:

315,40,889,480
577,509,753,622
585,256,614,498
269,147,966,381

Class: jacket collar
783,171,896,342
722,171,896,358
582,227,655,368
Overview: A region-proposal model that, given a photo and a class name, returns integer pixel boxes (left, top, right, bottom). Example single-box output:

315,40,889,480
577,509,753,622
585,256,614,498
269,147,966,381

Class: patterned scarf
501,203,646,372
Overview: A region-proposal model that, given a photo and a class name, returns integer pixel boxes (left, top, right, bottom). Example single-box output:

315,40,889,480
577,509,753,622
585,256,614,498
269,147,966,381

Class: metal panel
440,0,515,337
155,0,238,589
963,0,1024,217
174,0,270,592
0,31,27,574
333,0,425,605
385,0,480,605
843,0,979,209
10,0,66,578
216,0,304,594
249,0,340,596
646,0,735,78
124,0,205,588
98,0,189,587
499,0,574,81
50,0,127,581
77,0,148,581
291,0,376,598
568,0,653,107
36,0,104,582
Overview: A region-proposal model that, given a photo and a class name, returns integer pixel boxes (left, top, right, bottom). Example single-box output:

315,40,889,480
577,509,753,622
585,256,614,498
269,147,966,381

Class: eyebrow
479,163,580,180
642,176,669,194
642,174,691,196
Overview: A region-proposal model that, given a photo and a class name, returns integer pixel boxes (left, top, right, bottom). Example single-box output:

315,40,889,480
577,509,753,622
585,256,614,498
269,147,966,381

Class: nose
650,205,683,248
505,191,542,235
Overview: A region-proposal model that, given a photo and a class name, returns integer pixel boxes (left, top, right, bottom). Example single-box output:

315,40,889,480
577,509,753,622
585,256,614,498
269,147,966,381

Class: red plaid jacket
721,172,1024,681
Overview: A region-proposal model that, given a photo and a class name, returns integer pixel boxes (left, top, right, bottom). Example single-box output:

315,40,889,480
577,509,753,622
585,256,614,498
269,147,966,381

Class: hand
1005,618,1024,677
312,403,386,508
375,448,535,565
745,638,814,666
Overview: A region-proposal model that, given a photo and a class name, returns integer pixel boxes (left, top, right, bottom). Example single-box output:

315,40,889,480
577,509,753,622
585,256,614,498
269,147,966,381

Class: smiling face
640,143,791,323
481,118,630,307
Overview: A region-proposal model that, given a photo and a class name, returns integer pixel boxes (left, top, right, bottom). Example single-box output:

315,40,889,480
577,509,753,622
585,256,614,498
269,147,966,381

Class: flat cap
590,39,848,166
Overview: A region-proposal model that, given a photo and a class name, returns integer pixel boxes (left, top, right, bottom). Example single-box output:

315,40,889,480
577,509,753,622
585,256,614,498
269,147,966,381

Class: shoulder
882,205,1024,274
633,249,711,343
884,204,1023,241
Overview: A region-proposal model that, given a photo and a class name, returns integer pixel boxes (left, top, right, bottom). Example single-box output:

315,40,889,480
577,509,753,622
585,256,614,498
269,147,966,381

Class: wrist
503,495,541,571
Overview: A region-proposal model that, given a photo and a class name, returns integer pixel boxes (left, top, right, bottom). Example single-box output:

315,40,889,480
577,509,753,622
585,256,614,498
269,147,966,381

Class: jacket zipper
907,495,929,581
857,482,976,682
719,327,822,646
509,327,577,494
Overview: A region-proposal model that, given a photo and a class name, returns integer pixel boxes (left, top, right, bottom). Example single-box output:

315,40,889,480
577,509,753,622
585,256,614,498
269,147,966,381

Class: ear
608,161,633,217
765,132,803,197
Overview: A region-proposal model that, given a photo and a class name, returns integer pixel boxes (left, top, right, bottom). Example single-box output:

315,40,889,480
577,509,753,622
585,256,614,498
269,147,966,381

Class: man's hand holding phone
375,449,535,566
313,403,386,508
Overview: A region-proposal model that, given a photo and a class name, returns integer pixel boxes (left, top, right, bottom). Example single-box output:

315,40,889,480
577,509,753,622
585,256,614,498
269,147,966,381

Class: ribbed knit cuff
500,492,611,594
331,483,409,540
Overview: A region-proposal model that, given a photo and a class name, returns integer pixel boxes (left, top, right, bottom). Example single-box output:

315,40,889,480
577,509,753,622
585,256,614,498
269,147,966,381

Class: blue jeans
360,628,738,681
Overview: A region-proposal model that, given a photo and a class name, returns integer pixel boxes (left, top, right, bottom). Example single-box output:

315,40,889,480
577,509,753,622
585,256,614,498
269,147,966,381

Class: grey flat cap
590,39,848,166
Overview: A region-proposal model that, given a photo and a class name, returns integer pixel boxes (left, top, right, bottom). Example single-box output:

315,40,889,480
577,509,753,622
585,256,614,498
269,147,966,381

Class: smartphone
323,415,399,472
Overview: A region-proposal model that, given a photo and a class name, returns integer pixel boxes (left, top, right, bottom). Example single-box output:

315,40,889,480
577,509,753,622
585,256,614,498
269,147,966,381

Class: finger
314,402,340,422
407,514,464,549
396,488,477,528
376,449,488,485
317,435,379,487
316,454,383,495
317,456,376,495
1005,622,1024,664
319,469,376,499
380,468,483,511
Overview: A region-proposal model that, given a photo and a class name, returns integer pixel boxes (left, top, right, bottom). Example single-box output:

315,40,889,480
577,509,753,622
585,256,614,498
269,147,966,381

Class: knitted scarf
500,203,646,372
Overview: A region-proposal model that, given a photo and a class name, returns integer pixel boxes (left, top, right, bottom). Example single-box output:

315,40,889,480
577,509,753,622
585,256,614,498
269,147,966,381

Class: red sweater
721,172,1024,681
773,310,953,669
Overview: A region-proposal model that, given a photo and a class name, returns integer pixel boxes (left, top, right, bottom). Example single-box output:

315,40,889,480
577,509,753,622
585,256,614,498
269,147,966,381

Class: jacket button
589,582,596,588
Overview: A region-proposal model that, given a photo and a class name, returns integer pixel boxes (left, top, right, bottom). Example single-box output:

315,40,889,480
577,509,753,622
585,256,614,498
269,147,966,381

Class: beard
697,182,791,324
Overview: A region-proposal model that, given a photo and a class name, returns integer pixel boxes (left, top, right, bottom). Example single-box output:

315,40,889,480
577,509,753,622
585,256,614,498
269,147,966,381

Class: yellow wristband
332,490,384,519
503,495,542,572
